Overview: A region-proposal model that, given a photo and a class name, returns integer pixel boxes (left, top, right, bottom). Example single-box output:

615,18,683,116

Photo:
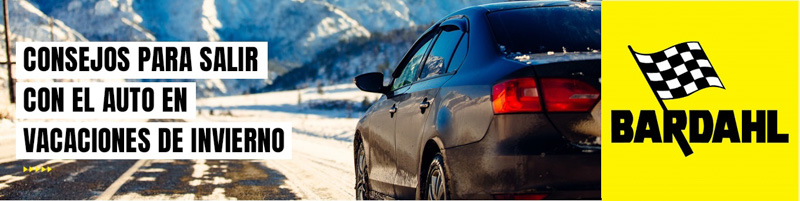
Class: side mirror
354,72,387,93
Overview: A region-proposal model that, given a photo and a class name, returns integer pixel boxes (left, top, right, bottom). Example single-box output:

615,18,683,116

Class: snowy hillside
31,0,501,63
0,0,87,61
0,0,90,104
132,0,222,42
265,25,428,91
125,0,500,63
328,0,499,32
21,0,504,97
206,0,504,92
213,0,372,63
31,0,154,41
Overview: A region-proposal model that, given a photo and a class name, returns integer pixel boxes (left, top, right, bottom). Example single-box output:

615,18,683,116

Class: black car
353,1,600,199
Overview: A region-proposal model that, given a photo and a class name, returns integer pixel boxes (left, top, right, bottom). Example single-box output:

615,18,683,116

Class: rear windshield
488,5,600,55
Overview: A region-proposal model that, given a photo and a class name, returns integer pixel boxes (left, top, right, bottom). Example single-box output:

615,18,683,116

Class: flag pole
628,45,668,111
628,45,693,156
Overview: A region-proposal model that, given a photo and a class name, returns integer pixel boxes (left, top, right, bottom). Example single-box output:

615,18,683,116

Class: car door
393,17,469,198
367,34,435,197
364,91,399,194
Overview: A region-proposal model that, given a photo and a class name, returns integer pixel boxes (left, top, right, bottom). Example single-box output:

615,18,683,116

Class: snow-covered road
0,84,376,200
194,113,358,200
191,84,381,199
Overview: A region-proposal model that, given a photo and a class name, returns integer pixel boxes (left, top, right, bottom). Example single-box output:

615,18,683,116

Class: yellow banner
603,1,798,200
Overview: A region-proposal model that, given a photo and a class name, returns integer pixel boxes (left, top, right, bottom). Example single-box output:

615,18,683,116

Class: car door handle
419,100,430,109
389,105,397,114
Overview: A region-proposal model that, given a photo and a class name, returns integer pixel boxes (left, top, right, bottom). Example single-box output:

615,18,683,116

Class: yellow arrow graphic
22,166,54,173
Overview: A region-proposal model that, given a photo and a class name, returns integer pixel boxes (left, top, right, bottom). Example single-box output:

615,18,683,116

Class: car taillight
540,78,600,112
492,77,599,114
493,193,549,200
492,78,542,113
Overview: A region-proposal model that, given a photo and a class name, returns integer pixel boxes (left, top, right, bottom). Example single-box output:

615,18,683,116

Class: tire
422,153,449,200
355,141,370,200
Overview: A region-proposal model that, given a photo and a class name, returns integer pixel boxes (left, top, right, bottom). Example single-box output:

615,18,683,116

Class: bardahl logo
612,42,789,157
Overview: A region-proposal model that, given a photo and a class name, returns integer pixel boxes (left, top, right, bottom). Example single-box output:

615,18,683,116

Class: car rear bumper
443,113,600,199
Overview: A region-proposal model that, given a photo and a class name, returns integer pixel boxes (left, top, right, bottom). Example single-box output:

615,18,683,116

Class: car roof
476,0,600,13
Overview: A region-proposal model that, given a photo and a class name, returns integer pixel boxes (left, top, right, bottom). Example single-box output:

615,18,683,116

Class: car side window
419,28,465,79
392,39,433,91
447,32,468,73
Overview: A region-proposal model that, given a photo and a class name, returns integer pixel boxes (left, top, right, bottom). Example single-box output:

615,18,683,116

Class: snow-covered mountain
31,0,154,41
0,0,104,104
0,0,88,60
31,0,501,61
265,25,427,91
22,0,504,97
326,0,499,32
131,0,224,42
211,0,371,63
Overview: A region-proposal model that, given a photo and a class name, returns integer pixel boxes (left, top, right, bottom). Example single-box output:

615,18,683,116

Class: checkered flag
629,42,724,100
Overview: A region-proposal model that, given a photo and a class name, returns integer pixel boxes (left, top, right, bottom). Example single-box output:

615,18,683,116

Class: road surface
0,120,356,200
0,84,375,200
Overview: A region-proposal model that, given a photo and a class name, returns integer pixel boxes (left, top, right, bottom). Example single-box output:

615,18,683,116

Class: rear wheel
355,141,369,200
422,153,449,200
